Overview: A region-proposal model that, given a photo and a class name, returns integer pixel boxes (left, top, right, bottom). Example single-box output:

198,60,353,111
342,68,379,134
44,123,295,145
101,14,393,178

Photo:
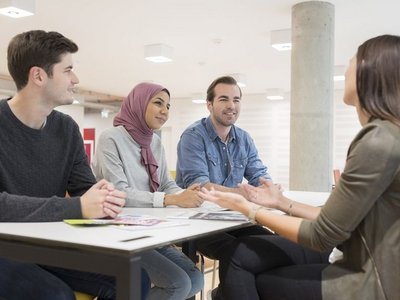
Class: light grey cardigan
93,126,182,207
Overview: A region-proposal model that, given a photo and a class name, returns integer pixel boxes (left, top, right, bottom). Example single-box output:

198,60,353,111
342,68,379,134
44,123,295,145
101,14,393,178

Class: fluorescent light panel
0,0,35,18
144,43,173,63
266,88,285,101
333,75,345,81
266,95,284,100
192,99,206,104
271,29,291,51
333,65,345,81
101,109,110,118
192,93,206,104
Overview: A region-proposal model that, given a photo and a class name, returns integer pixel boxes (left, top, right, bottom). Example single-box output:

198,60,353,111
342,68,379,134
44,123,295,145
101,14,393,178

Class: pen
119,235,151,243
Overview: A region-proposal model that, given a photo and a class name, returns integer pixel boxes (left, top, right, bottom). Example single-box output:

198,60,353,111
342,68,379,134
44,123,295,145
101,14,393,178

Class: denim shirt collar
205,116,237,143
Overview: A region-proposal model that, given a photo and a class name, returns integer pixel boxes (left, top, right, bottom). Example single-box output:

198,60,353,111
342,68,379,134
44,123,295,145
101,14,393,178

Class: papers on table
189,211,248,221
167,206,249,222
64,214,164,226
197,201,227,212
166,201,230,220
64,214,189,231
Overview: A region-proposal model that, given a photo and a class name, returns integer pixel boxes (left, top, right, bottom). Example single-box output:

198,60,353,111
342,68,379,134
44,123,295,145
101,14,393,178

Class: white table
0,207,250,300
282,190,330,207
0,191,330,300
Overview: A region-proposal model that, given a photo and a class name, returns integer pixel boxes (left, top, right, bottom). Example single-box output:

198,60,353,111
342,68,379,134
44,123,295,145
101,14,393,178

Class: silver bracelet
288,201,294,216
248,204,263,224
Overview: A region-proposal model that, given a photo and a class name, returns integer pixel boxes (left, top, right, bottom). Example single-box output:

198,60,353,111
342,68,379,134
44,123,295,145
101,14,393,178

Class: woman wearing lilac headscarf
93,82,204,299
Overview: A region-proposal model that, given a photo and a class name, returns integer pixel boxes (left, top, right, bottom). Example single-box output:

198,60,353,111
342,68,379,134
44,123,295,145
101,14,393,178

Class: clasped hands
80,179,126,219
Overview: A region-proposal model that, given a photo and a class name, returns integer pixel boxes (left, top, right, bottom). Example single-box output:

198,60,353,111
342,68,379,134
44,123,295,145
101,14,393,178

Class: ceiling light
72,94,84,105
266,88,285,101
192,93,206,104
229,73,246,88
101,109,110,118
333,65,345,81
144,43,173,63
0,0,35,18
270,29,291,51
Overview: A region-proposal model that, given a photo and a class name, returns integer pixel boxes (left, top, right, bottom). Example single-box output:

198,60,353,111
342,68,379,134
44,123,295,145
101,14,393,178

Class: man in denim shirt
176,76,273,260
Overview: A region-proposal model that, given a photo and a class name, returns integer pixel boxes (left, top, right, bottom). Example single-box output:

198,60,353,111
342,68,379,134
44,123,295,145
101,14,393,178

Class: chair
74,291,96,300
199,253,219,300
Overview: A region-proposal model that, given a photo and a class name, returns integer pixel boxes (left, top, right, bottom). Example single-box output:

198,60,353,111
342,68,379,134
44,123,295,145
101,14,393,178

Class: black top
0,99,96,221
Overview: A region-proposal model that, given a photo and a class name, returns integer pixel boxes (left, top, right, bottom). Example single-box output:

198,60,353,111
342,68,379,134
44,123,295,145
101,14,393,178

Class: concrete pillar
289,1,334,191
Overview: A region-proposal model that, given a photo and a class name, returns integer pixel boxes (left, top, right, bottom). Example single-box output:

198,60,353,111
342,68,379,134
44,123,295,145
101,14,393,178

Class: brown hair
7,30,78,90
356,35,400,126
206,76,242,102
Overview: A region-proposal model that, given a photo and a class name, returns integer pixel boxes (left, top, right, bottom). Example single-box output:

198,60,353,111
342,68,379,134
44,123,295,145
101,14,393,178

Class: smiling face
42,52,79,107
144,90,170,130
207,83,241,129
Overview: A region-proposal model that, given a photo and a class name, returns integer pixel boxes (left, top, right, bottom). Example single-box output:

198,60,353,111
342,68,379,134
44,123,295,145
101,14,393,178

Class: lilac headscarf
114,82,169,192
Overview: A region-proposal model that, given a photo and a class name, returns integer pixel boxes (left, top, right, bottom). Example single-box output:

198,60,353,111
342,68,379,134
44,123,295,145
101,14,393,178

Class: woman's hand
198,187,251,214
240,179,282,209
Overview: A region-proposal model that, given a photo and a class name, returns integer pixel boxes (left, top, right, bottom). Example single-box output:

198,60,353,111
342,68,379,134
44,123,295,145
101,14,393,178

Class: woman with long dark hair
200,35,400,300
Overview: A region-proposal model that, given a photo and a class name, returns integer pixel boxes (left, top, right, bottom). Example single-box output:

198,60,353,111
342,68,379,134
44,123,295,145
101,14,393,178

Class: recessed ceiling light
271,29,291,51
192,93,206,104
144,43,173,63
266,88,285,101
333,65,345,81
0,0,35,18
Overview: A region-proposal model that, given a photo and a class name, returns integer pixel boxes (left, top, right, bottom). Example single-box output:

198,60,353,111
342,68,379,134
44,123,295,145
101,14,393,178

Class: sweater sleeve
298,122,400,251
0,192,82,222
66,120,96,196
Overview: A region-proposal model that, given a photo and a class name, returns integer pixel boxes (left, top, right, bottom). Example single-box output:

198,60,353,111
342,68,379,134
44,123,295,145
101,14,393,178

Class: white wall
55,104,85,134
83,111,117,146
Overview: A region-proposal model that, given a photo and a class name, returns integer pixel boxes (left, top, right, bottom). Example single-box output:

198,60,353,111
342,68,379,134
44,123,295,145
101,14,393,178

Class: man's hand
80,179,126,219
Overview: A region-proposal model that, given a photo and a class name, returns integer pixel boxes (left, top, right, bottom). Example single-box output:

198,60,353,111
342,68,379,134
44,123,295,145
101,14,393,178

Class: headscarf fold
114,82,168,192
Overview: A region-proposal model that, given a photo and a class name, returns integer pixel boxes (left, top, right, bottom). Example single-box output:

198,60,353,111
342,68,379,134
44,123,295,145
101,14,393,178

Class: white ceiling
0,0,400,100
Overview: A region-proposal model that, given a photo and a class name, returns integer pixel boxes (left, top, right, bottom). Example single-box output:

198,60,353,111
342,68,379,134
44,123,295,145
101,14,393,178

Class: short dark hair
356,34,400,126
206,76,242,102
7,30,78,90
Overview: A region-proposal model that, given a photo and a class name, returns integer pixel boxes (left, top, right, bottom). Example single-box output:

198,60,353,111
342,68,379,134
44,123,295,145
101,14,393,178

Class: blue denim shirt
176,117,271,188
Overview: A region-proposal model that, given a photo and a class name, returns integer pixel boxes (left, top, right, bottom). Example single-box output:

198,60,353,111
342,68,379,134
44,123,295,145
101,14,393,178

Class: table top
0,207,249,255
0,190,330,256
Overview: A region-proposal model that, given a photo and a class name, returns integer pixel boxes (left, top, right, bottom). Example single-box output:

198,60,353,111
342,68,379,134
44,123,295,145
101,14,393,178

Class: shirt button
224,163,227,166
223,147,225,150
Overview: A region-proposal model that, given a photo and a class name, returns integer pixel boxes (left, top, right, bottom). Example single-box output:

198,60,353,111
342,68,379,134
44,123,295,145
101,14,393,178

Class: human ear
29,66,47,86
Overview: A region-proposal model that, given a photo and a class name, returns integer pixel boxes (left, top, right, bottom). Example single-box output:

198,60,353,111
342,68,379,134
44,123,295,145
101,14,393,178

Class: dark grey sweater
0,99,96,222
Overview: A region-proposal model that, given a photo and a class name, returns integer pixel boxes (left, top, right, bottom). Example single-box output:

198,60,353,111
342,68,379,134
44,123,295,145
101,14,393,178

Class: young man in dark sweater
0,30,143,300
